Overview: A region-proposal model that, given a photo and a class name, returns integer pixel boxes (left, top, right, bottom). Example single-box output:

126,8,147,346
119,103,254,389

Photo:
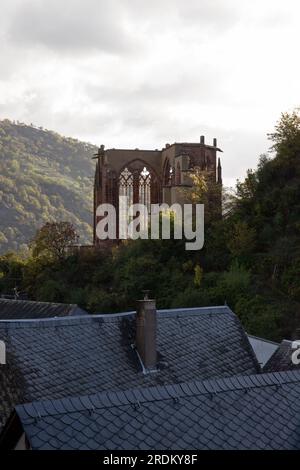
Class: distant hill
0,119,97,253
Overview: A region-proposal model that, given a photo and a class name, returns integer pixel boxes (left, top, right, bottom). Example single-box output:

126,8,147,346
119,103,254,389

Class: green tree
268,109,300,156
183,167,222,224
30,222,79,260
227,221,256,260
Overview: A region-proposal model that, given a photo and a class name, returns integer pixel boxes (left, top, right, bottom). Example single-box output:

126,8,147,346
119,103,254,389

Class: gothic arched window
119,167,133,206
119,161,161,215
139,167,151,212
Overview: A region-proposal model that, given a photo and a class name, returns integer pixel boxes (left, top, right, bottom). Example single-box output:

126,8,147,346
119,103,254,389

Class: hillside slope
0,119,96,253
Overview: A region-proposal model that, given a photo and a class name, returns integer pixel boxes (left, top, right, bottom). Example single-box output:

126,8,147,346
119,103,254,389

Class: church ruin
93,137,222,245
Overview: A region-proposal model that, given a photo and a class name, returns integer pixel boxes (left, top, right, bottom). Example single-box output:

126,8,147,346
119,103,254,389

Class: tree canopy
30,222,79,260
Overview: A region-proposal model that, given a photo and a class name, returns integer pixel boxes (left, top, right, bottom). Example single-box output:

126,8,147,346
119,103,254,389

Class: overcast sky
1,0,300,186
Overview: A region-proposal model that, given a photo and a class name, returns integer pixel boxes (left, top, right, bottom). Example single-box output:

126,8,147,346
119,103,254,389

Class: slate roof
9,369,300,450
0,298,87,320
0,306,260,430
263,339,300,372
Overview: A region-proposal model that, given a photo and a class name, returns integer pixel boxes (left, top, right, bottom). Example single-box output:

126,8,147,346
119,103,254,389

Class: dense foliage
0,119,96,253
30,221,79,260
1,112,300,342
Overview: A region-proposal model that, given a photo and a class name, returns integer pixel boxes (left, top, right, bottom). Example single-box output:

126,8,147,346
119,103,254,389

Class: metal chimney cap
138,290,155,302
142,290,150,300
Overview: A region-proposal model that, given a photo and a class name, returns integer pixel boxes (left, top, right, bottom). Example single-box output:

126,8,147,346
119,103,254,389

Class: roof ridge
0,298,77,307
16,369,300,421
0,312,135,328
157,306,231,316
0,306,231,328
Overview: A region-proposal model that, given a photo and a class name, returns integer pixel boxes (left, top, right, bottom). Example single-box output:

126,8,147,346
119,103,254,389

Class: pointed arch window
119,161,161,216
139,167,151,212
119,167,133,206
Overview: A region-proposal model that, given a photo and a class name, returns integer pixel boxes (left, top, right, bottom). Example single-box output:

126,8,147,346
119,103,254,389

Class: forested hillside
0,119,96,253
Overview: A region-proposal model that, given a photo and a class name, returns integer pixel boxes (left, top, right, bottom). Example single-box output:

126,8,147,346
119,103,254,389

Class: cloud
85,64,224,107
120,0,239,31
174,0,239,30
0,0,300,188
8,0,135,55
7,0,240,57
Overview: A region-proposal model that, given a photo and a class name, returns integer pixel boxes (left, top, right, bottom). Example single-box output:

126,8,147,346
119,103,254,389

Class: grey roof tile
0,298,87,320
0,306,259,431
11,369,300,450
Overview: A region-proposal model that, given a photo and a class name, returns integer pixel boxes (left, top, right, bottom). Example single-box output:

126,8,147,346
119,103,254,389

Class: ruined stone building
93,137,222,244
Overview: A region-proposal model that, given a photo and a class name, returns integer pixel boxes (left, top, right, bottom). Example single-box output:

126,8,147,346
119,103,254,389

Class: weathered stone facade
93,137,222,244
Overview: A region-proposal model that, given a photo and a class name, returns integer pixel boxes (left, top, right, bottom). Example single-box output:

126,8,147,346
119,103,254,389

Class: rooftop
0,306,259,430
6,369,300,450
0,298,87,320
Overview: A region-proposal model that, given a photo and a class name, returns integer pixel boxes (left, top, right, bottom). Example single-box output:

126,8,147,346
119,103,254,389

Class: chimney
200,135,205,144
213,138,217,147
135,291,157,371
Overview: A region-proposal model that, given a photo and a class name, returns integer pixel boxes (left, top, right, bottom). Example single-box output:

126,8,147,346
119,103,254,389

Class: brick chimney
135,292,157,371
